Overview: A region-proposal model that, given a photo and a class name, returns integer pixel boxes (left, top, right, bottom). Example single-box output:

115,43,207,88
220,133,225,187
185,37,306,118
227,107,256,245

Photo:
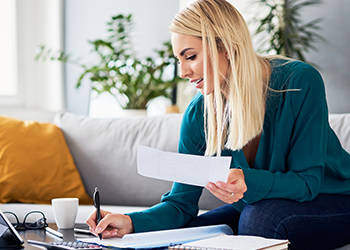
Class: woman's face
172,33,229,95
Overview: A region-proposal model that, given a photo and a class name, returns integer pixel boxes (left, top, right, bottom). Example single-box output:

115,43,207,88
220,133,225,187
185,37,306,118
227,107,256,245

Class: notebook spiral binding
168,244,227,250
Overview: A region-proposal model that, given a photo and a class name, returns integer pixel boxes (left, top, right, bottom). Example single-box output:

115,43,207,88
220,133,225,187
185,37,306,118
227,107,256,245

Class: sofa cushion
329,113,350,153
0,116,92,204
54,112,225,210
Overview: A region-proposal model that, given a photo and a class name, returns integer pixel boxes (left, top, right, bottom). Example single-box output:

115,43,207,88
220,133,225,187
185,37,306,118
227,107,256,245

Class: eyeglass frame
3,211,48,230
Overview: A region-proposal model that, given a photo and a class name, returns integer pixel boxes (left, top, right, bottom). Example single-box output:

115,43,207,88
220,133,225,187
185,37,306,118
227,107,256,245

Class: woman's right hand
86,209,134,238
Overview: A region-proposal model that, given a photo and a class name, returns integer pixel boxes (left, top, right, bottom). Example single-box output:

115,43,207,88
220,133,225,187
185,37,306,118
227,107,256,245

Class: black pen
93,187,102,240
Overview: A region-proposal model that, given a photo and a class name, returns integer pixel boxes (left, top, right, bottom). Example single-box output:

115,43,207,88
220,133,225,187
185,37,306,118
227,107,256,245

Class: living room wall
299,0,350,114
65,0,350,115
64,0,179,115
231,0,350,114
179,0,350,114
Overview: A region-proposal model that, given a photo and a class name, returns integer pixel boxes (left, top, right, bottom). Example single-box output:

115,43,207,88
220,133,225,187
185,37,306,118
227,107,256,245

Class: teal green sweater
128,59,350,232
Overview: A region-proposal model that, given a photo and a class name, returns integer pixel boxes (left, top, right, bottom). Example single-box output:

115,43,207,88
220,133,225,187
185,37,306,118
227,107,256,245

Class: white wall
64,0,180,115
185,0,350,113
299,0,350,113
233,0,350,114
0,0,64,122
3,0,348,121
17,0,64,112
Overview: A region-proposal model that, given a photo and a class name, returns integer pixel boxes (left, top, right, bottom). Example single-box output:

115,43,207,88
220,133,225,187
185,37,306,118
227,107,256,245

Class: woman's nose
179,63,190,79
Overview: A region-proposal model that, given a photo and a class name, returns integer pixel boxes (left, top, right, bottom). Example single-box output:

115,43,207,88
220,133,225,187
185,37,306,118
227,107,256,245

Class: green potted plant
36,14,181,111
250,0,325,63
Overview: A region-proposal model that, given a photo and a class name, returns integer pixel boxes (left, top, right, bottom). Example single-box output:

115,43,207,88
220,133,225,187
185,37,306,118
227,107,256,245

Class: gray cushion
329,113,350,153
54,112,224,210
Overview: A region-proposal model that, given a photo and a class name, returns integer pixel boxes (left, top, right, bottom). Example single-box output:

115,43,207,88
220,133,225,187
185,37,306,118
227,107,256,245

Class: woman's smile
191,78,204,89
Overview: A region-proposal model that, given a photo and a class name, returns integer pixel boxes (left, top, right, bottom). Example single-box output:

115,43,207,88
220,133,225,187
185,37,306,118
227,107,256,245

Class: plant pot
89,92,122,118
89,91,148,118
119,109,148,117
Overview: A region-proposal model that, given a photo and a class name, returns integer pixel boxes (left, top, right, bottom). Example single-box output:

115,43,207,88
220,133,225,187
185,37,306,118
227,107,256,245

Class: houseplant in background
36,14,181,116
250,0,325,64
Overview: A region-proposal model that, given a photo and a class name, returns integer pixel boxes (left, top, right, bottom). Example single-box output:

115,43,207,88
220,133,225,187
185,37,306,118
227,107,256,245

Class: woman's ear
225,50,230,61
225,48,236,61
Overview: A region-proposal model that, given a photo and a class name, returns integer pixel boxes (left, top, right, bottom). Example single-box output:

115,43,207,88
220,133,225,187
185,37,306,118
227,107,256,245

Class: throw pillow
0,116,92,204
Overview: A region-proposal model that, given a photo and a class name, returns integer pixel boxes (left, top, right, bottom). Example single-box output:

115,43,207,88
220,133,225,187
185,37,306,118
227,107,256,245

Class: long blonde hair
169,0,269,156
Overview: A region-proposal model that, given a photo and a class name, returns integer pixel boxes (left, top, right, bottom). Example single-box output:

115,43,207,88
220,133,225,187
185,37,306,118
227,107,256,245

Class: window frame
0,0,64,121
0,0,23,107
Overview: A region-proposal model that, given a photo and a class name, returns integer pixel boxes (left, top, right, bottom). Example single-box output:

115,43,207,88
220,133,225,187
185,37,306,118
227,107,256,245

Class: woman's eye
186,55,196,60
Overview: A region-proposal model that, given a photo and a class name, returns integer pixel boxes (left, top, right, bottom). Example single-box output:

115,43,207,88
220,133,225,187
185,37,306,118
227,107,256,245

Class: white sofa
0,112,349,249
0,112,224,223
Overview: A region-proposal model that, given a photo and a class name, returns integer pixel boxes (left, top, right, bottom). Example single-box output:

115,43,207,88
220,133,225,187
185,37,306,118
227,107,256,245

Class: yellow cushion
0,116,92,204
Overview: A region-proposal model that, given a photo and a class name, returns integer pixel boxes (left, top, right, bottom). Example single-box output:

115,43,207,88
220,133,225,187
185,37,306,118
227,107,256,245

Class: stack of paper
77,224,233,249
171,234,289,250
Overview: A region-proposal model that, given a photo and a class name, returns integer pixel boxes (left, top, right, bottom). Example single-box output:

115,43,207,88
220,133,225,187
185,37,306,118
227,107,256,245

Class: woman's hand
86,209,134,238
205,168,247,203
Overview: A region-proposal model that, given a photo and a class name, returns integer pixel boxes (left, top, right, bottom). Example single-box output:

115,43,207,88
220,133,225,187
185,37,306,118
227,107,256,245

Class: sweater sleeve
128,94,206,232
241,64,329,204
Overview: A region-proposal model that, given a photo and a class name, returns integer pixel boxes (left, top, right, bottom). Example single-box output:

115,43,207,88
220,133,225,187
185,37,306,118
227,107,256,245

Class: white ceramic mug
51,198,79,229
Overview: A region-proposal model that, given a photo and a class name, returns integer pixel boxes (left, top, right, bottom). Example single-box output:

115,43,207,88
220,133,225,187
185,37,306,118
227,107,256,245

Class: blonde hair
169,0,269,156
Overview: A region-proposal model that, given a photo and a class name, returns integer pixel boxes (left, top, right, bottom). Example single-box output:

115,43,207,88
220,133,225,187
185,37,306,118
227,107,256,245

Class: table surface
16,223,100,250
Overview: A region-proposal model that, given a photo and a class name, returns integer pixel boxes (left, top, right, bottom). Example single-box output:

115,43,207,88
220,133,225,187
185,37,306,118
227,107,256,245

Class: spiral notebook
78,224,233,249
168,234,289,250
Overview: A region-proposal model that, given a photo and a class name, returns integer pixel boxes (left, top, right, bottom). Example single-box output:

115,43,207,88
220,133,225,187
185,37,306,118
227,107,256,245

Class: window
0,0,64,116
0,0,18,97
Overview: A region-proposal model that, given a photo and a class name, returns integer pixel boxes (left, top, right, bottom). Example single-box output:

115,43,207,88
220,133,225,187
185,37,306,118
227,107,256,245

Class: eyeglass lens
24,211,47,229
4,211,47,230
3,212,19,228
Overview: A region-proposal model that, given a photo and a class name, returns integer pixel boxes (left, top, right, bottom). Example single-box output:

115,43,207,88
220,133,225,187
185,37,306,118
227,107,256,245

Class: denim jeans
185,194,350,250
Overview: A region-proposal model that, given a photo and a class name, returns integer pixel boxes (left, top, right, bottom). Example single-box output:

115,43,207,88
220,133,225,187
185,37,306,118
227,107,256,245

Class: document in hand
137,145,232,187
169,234,289,250
77,224,233,249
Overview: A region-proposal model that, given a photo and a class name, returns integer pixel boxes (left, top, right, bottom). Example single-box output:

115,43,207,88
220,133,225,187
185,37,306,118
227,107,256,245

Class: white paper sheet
182,234,289,250
78,224,233,249
137,145,231,187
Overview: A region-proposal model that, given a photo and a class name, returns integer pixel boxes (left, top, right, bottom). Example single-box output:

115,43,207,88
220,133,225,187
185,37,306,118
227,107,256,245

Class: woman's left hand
205,168,247,203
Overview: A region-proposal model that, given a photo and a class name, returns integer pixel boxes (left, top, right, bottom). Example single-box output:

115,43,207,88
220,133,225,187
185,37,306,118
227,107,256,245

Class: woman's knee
185,204,240,233
238,199,290,239
238,195,350,250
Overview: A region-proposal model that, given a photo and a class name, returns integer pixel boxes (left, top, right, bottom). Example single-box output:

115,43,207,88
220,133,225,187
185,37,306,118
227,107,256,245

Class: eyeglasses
4,211,48,230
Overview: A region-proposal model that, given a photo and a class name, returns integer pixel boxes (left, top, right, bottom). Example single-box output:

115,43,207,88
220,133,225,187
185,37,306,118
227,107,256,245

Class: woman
86,0,350,249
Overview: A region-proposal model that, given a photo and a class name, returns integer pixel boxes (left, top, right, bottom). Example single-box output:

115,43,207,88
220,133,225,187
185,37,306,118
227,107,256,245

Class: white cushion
329,113,350,153
53,113,180,207
53,112,225,210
